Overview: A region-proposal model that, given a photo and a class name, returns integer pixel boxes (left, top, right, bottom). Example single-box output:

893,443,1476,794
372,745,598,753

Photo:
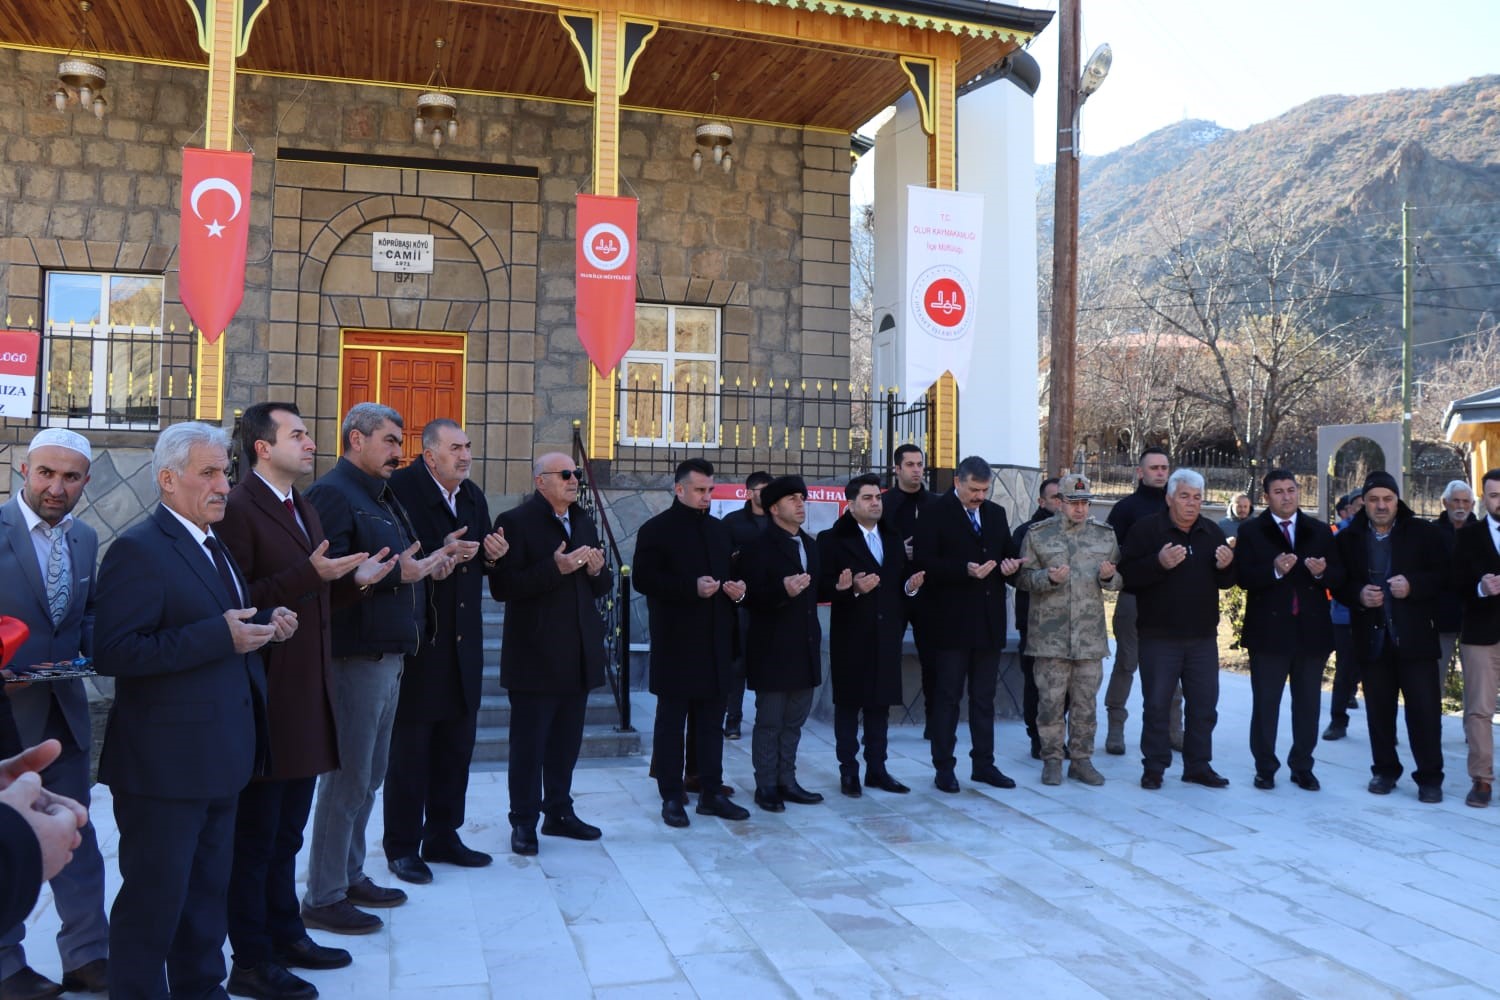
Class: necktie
203,536,244,609
792,535,807,571
283,497,297,521
42,524,71,626
559,514,572,539
967,508,982,535
1279,519,1299,616
865,528,883,565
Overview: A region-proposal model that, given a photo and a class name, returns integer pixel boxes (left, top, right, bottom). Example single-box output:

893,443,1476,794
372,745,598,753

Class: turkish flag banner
575,194,638,377
179,148,253,345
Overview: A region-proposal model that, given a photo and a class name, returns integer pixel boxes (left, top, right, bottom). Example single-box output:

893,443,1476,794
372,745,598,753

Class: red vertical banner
576,194,638,376
179,148,253,344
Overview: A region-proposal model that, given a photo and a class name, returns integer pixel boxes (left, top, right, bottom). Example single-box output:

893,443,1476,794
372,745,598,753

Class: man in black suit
1451,470,1500,807
634,458,750,828
880,444,938,729
94,422,296,999
1236,469,1343,792
384,420,508,882
719,470,771,740
912,455,1021,794
491,452,611,855
1335,470,1446,803
740,475,825,811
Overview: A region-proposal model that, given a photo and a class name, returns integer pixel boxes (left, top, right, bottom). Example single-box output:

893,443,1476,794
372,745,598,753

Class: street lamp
1045,1,1112,477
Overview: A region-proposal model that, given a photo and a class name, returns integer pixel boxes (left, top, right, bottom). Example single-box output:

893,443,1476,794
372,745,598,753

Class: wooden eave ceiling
5,0,1024,132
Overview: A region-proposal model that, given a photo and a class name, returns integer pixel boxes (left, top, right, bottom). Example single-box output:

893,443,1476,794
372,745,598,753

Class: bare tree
848,204,875,392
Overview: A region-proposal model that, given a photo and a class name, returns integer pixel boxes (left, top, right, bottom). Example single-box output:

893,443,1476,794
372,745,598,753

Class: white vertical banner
903,185,984,397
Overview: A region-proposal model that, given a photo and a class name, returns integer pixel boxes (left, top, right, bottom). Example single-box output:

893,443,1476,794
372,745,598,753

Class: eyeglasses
541,469,582,481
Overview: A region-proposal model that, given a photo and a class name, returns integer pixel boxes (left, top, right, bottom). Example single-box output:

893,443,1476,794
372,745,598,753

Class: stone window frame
618,301,722,447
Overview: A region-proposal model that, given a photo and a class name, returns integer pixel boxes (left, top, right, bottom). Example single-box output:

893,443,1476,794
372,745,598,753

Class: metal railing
571,422,634,734
38,322,197,429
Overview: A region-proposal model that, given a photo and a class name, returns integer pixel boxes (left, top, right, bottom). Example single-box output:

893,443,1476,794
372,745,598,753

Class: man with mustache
300,404,459,934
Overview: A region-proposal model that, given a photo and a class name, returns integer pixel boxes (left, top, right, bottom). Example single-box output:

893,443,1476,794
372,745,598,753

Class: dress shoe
1105,725,1126,756
1182,768,1229,788
1253,773,1275,790
387,855,433,885
511,824,539,855
1290,770,1320,792
60,958,108,993
1467,779,1492,808
1041,760,1063,785
1321,722,1347,741
840,774,863,797
1068,759,1105,786
1169,733,1185,753
970,765,1016,789
1140,770,1164,790
274,936,352,971
541,814,603,840
778,782,824,805
934,770,960,793
1367,775,1397,795
724,722,742,740
0,967,62,1000
227,961,317,1000
1418,784,1443,804
422,840,493,868
299,900,382,936
864,771,910,794
345,875,406,908
662,798,691,827
698,792,750,821
753,787,785,812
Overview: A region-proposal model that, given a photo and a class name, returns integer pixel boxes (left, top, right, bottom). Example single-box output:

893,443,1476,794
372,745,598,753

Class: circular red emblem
910,265,974,341
923,277,966,328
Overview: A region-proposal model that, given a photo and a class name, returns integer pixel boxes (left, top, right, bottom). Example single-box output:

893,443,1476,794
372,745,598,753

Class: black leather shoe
662,798,691,827
753,787,785,812
345,875,406,908
1418,784,1443,804
1140,770,1164,790
1253,773,1275,790
388,855,433,885
299,900,383,936
970,766,1016,789
511,824,539,855
724,722,742,740
1290,770,1320,792
865,771,910,794
778,782,824,805
0,967,62,1000
697,792,750,821
840,774,862,797
541,814,603,840
934,770,960,793
1368,775,1397,795
1182,769,1229,788
1467,779,1492,808
423,840,493,868
227,961,318,1000
60,958,108,993
274,936,352,971
1322,722,1347,741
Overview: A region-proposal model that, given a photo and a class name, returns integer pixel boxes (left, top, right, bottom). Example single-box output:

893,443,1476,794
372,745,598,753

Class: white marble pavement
19,670,1500,999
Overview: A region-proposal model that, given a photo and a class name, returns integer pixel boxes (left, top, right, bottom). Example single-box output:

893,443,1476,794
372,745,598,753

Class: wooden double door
339,329,465,464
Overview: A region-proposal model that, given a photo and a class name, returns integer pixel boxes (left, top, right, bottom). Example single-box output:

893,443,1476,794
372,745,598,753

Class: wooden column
929,53,959,469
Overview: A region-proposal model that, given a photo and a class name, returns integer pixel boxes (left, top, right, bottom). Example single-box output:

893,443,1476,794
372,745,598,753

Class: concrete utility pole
1046,0,1081,478
1402,201,1414,486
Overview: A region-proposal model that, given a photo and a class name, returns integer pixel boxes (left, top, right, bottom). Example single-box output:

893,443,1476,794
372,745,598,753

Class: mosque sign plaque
372,232,435,274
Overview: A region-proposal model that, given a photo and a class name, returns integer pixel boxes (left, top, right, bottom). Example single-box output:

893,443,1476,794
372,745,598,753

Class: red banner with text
0,330,41,419
179,147,253,344
575,194,638,377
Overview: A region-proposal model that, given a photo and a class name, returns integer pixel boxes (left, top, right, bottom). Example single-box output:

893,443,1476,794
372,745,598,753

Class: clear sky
1025,0,1500,162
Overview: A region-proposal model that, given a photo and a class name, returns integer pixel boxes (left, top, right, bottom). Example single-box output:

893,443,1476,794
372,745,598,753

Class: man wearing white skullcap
0,428,110,996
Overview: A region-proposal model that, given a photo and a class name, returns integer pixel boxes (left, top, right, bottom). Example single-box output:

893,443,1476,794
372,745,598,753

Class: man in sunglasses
491,453,611,855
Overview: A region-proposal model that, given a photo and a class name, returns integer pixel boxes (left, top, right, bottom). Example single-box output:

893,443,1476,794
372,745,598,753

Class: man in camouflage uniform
1015,475,1121,786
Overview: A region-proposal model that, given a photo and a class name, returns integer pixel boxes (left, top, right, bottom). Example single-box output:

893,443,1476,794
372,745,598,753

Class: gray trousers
752,688,813,789
304,653,403,908
1105,593,1182,735
0,701,108,978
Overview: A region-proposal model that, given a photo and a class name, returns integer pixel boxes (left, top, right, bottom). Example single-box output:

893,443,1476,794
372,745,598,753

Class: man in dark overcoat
719,469,771,740
740,475,824,812
490,452,611,855
219,402,397,996
817,473,924,797
634,459,751,828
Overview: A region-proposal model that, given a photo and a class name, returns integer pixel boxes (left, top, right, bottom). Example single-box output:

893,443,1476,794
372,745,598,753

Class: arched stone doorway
1317,422,1402,519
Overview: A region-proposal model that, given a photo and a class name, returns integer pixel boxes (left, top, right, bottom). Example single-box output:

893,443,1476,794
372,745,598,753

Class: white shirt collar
16,498,71,537
160,502,214,548
427,464,461,509
254,470,294,504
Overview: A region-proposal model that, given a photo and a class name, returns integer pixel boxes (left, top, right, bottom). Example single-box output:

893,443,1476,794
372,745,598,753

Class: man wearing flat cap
739,475,825,811
1014,475,1119,786
1334,471,1446,803
0,428,110,998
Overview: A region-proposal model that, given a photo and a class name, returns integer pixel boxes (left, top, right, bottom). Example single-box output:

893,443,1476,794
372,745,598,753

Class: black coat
740,523,822,692
490,493,611,695
1235,510,1344,656
633,499,738,699
1106,481,1167,546
1009,505,1054,652
1334,505,1444,662
721,505,767,556
1453,515,1500,646
880,484,936,545
1434,512,1474,633
0,803,40,928
389,459,491,721
912,491,1012,651
817,513,908,706
1120,512,1234,639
